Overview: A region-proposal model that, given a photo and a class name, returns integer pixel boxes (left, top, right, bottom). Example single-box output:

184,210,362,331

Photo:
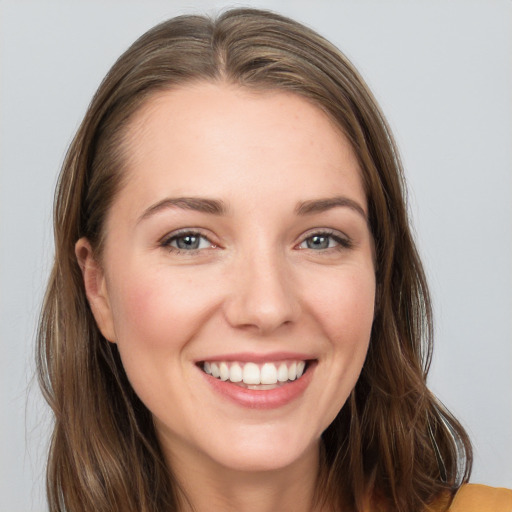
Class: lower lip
200,362,316,410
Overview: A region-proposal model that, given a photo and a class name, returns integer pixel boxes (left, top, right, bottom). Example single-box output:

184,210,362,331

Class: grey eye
298,232,351,251
175,234,200,250
168,233,212,251
306,235,331,250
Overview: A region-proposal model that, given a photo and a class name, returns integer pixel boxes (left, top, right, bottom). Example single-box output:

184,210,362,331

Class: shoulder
445,484,512,512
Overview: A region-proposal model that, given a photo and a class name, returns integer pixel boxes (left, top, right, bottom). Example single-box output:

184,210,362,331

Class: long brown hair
37,8,471,512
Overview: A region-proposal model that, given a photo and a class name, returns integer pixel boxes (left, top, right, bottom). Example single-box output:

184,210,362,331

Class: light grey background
1,1,510,510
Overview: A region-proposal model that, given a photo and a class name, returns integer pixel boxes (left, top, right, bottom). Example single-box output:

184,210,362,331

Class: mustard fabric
445,484,512,512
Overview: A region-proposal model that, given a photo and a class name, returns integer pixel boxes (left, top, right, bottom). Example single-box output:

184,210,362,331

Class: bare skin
171,439,325,512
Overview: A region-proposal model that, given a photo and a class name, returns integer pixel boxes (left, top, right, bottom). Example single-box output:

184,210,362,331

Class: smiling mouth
199,360,312,390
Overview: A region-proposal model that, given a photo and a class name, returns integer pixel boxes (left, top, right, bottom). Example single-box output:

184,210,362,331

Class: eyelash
160,230,216,254
296,230,352,252
160,229,352,255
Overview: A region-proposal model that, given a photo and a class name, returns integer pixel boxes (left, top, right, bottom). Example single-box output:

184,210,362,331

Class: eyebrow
295,196,368,221
137,197,228,223
137,195,367,223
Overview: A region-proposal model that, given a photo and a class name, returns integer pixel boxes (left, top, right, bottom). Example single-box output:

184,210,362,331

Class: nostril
222,265,301,334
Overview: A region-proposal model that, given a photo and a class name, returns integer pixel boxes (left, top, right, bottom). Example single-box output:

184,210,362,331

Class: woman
37,8,511,512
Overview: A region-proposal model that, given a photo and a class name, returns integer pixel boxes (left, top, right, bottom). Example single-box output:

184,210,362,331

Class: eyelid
296,228,353,250
159,228,218,252
158,227,352,253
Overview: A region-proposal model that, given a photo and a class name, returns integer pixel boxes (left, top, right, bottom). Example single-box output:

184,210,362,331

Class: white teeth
243,362,261,385
202,360,309,385
277,363,288,382
219,362,229,381
260,363,278,385
288,362,297,381
210,362,220,378
229,362,243,382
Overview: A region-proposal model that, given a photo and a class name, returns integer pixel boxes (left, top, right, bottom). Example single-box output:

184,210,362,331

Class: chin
198,425,320,474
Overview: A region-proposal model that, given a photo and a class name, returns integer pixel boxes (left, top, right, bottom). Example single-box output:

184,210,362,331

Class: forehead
117,82,366,212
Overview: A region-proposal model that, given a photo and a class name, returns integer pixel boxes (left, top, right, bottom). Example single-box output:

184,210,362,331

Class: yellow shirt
431,484,512,512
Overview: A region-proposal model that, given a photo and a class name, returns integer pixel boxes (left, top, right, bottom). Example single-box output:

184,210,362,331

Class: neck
167,441,329,512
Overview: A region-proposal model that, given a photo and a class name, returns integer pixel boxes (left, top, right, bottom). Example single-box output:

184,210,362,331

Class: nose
223,248,301,335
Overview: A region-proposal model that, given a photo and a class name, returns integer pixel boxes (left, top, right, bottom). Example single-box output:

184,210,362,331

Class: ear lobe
75,237,117,343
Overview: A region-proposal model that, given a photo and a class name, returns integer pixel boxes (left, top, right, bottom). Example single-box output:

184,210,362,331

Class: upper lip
195,351,316,363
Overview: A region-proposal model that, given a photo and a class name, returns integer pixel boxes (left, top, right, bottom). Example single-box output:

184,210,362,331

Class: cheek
309,266,376,346
105,268,218,414
108,268,211,347
104,271,205,397
305,266,375,421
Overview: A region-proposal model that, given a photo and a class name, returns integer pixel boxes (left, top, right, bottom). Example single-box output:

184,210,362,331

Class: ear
75,237,117,343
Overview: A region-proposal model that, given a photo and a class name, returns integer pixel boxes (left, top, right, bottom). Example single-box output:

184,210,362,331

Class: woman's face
79,83,376,474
